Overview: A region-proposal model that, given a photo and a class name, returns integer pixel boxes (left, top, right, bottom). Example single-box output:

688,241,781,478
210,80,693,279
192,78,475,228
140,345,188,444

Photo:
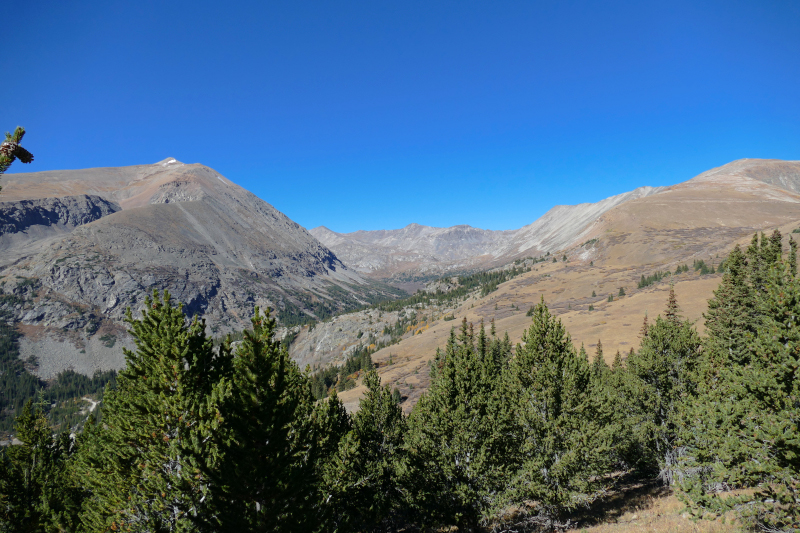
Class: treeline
637,258,727,289
0,310,115,434
373,264,530,314
2,230,798,531
277,283,406,328
310,349,374,399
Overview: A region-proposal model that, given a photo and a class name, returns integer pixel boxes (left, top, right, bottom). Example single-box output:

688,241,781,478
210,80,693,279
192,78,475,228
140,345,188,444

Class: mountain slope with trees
3,232,797,531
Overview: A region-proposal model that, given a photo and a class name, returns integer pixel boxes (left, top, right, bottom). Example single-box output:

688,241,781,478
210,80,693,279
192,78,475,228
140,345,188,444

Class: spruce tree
624,291,701,483
702,245,757,367
664,284,679,323
403,320,507,529
591,339,608,377
320,371,406,532
680,255,800,531
497,299,614,528
0,399,82,532
76,291,231,532
216,307,324,532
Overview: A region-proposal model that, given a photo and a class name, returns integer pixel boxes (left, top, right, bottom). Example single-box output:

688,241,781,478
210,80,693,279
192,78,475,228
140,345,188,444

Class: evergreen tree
320,371,406,532
624,291,701,484
680,255,800,531
497,299,614,529
612,350,622,370
75,291,231,532
403,320,507,530
0,399,82,532
746,232,770,293
702,245,757,367
591,339,608,377
639,313,649,339
216,307,324,532
664,285,679,323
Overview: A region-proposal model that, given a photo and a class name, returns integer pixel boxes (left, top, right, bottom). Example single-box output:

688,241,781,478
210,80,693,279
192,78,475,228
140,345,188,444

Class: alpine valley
3,157,800,415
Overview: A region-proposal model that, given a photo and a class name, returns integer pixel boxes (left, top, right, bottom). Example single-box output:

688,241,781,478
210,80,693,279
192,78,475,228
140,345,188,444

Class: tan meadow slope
339,158,800,412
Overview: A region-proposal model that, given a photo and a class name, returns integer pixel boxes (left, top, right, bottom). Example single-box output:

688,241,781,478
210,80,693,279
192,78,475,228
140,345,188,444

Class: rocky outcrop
0,195,120,236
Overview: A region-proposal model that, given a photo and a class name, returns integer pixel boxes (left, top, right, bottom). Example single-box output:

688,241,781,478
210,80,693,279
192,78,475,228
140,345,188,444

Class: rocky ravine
0,158,399,378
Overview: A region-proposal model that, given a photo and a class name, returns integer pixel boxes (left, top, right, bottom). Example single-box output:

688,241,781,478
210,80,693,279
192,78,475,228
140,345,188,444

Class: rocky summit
0,158,398,378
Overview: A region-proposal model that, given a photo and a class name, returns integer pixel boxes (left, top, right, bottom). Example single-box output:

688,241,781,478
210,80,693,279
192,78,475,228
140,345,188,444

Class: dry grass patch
575,481,742,533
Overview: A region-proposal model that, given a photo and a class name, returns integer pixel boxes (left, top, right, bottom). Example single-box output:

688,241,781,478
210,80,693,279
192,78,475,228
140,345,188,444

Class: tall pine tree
216,307,325,532
403,320,508,530
681,251,800,531
320,370,406,532
624,289,701,484
76,291,231,532
497,299,614,529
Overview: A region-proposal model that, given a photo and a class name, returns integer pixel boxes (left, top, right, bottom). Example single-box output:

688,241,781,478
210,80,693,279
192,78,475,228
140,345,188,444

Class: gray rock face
0,158,397,377
0,195,120,237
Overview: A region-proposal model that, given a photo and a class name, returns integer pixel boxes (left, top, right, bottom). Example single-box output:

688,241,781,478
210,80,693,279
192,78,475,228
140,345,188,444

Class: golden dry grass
578,490,741,532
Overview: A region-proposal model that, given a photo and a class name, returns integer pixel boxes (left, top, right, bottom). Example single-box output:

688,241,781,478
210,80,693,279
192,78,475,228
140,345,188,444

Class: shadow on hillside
571,474,669,528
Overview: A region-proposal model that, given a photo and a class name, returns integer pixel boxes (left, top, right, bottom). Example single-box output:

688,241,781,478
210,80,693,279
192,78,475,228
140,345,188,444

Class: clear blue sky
4,1,799,233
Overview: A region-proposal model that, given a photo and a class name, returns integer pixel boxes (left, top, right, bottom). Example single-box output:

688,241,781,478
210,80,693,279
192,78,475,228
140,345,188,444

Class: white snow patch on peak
156,157,183,167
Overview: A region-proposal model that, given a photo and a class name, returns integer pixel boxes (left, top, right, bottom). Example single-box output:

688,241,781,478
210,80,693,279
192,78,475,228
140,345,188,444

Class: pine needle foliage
623,290,701,484
75,290,231,533
215,306,327,532
320,371,406,532
404,319,509,530
680,232,800,532
0,399,82,532
496,298,615,528
0,127,34,185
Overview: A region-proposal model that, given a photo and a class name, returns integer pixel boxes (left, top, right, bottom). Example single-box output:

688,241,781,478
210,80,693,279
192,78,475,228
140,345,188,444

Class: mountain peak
155,157,184,167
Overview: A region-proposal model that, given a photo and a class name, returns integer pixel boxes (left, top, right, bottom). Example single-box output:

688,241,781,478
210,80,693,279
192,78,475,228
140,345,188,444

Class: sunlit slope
339,159,800,412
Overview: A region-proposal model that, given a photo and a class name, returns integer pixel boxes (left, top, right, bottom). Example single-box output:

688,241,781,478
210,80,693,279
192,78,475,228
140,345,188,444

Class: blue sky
4,1,799,232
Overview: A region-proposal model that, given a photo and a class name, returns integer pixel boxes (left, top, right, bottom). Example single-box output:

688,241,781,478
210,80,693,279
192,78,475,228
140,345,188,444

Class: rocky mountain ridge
0,158,399,378
311,185,667,279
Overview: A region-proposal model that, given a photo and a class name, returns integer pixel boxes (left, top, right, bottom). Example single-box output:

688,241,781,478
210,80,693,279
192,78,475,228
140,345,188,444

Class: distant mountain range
312,159,800,280
311,186,666,279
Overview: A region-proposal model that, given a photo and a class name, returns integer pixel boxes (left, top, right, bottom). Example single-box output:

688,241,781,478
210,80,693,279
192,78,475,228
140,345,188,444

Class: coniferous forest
0,230,798,532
